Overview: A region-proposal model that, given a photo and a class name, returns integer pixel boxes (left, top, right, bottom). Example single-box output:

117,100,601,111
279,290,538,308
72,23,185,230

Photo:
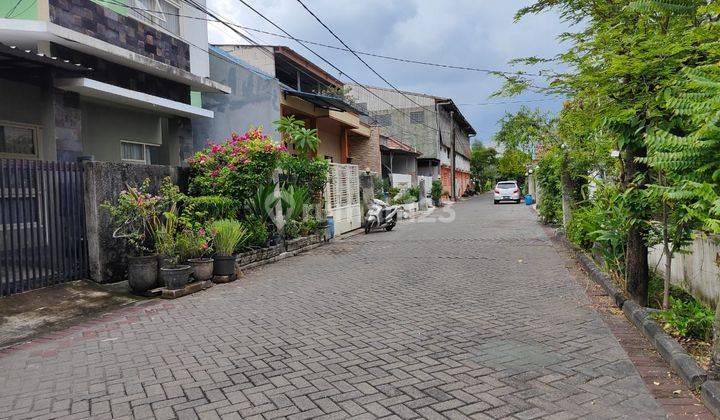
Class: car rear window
497,182,517,189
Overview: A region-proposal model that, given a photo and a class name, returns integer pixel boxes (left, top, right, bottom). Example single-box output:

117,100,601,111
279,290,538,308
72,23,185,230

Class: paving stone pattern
0,197,667,419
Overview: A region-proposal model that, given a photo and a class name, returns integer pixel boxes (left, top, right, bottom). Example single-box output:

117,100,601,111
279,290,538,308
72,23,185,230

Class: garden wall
648,233,720,308
83,161,190,284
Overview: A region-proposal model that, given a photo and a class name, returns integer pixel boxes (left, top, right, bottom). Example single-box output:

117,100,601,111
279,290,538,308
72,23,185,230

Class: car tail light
494,189,500,194
513,188,519,193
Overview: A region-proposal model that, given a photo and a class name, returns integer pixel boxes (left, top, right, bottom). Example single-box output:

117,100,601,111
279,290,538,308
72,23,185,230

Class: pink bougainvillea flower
211,144,222,155
198,155,207,163
227,164,237,172
264,144,273,152
210,170,219,178
198,228,206,236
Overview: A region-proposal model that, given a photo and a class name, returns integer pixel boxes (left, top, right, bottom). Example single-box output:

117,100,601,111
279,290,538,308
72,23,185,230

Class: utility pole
450,110,457,201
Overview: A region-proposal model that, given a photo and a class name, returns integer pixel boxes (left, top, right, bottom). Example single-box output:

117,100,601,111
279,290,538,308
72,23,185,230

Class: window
375,114,391,127
0,122,39,158
355,102,368,113
409,111,424,124
132,0,180,35
121,141,159,164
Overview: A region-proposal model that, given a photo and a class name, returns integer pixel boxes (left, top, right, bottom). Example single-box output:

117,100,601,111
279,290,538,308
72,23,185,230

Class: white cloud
206,0,571,142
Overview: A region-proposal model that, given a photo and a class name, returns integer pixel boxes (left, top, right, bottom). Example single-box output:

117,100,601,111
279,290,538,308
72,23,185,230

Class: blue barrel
525,195,534,205
327,216,335,239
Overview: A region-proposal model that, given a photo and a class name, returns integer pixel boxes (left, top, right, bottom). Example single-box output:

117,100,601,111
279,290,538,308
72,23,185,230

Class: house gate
0,159,88,296
325,163,361,235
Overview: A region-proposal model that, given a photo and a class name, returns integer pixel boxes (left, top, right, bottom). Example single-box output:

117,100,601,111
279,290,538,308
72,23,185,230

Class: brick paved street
0,196,671,419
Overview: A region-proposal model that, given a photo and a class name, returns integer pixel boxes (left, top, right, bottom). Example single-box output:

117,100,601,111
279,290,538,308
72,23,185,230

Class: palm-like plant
246,184,279,224
275,115,321,154
281,185,309,222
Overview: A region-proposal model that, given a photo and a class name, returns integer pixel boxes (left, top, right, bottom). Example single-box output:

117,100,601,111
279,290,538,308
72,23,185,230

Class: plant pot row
127,255,230,293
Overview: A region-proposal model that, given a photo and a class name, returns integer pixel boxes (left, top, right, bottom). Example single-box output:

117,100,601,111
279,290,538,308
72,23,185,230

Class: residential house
347,85,476,198
218,45,381,234
380,135,420,189
216,45,380,171
192,46,281,148
0,0,228,164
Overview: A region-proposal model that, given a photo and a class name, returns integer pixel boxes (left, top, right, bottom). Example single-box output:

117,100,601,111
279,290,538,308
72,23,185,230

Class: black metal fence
0,159,88,296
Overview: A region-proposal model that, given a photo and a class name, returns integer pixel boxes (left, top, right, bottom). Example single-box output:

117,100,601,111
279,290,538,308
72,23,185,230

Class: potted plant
211,219,247,276
177,227,214,281
102,179,161,293
153,205,192,290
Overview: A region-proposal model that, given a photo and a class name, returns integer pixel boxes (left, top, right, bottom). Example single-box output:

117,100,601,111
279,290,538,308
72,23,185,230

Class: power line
227,0,448,135
293,0,438,117
456,98,560,106
90,0,544,78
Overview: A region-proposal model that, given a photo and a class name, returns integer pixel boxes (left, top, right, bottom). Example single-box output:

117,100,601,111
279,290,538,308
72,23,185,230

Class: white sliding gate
325,163,361,234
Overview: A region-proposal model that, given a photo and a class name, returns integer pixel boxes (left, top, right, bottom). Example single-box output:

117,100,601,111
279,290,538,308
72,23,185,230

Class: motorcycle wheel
385,224,395,232
365,224,371,234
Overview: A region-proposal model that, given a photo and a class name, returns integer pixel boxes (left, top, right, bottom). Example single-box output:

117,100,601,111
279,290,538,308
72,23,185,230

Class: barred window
409,111,424,124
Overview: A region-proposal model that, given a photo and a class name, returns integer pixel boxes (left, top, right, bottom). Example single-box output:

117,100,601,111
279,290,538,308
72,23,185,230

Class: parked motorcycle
364,199,398,234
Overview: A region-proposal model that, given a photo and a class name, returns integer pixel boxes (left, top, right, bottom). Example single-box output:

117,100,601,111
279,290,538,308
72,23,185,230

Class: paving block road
0,196,674,419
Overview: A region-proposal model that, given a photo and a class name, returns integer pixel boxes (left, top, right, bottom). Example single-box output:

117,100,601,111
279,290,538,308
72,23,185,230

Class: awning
0,43,92,72
0,18,230,93
283,89,365,115
56,78,214,119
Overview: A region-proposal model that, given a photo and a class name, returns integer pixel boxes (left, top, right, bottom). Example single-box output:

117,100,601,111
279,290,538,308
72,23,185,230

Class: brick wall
49,0,190,71
348,125,381,175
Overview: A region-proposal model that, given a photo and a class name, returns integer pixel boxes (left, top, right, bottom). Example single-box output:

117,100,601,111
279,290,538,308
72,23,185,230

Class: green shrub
284,219,302,239
187,128,285,202
300,216,319,236
210,219,247,256
431,180,443,205
654,296,713,341
590,184,630,274
566,204,601,250
182,195,241,227
536,152,562,225
242,215,269,249
280,155,329,201
407,186,420,201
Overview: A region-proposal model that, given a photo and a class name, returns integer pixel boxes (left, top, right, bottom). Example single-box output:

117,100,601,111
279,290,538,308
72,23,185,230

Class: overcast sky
206,0,569,146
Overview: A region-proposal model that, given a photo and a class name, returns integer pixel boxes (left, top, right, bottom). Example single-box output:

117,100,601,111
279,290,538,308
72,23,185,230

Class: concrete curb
554,231,709,392
702,381,720,418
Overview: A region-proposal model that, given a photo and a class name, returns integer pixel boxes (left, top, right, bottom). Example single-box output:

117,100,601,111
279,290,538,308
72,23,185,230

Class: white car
494,181,521,204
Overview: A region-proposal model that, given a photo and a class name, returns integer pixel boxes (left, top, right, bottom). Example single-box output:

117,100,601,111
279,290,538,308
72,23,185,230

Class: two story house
217,45,381,234
0,0,229,164
347,85,475,198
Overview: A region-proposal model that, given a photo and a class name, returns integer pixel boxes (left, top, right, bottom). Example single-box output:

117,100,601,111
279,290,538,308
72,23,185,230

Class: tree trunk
622,145,649,307
626,226,649,306
560,151,573,229
662,200,671,310
710,299,720,380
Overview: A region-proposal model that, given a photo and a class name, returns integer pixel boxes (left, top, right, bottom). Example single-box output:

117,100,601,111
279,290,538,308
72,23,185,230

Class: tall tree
504,0,716,306
470,142,498,189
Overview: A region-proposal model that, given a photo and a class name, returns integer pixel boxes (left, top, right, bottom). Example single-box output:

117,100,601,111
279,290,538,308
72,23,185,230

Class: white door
325,163,361,234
